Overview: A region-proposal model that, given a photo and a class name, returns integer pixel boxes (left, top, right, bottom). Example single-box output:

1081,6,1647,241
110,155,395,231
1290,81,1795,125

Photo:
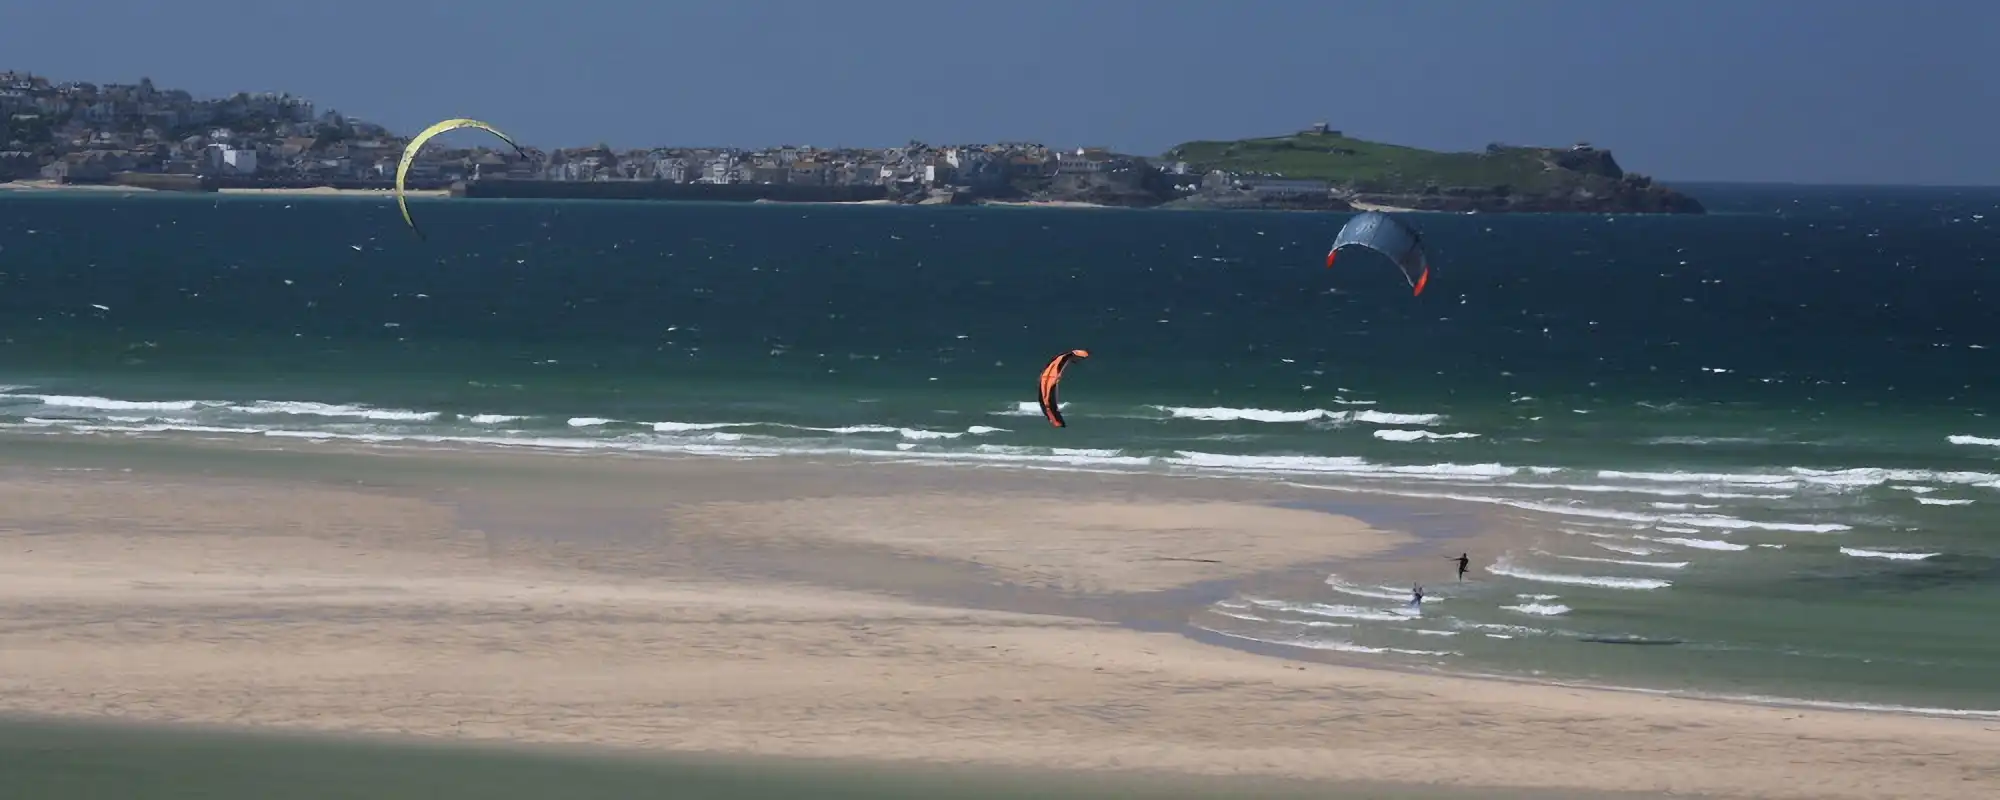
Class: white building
205,145,258,176
1055,148,1115,174
221,147,257,175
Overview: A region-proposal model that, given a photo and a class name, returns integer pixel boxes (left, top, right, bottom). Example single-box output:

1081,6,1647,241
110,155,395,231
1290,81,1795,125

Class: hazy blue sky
6,1,1994,185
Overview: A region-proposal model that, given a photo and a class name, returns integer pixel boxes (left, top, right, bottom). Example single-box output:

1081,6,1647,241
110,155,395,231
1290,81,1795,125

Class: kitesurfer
1449,552,1470,581
1410,584,1425,608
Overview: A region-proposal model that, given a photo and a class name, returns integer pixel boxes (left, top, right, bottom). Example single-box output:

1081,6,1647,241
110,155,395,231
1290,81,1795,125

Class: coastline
3,180,1424,212
0,180,454,198
1350,200,1421,213
0,435,1994,799
219,185,450,198
0,179,144,193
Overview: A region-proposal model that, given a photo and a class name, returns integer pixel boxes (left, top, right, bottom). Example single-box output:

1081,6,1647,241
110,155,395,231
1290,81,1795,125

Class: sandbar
0,438,1993,799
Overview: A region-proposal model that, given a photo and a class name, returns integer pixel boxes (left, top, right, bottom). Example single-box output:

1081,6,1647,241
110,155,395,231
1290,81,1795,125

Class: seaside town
0,70,1703,213
0,71,1211,199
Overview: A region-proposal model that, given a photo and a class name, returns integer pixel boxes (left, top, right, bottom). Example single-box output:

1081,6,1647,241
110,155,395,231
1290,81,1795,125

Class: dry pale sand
0,180,145,193
0,181,450,198
219,186,448,198
1350,201,1422,213
0,443,1994,799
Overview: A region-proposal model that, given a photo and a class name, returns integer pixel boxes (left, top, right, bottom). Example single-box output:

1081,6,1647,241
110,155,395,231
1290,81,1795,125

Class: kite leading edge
1325,211,1433,296
1038,349,1090,428
394,118,526,240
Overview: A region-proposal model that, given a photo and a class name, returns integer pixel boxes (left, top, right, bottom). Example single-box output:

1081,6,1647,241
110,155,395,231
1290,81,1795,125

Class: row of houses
5,70,1202,191
530,144,1151,187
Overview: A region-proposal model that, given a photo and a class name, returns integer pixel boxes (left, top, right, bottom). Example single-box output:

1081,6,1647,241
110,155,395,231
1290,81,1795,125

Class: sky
6,0,1996,186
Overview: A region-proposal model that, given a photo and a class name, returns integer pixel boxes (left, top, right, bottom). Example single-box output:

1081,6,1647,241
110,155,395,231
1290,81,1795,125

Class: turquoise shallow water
2,188,1998,715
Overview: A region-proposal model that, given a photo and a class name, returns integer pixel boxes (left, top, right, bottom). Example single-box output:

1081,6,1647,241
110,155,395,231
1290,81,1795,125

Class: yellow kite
395,118,525,239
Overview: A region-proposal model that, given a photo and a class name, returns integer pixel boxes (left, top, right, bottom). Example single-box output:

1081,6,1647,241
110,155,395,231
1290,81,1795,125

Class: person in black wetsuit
1448,552,1470,581
1410,584,1425,608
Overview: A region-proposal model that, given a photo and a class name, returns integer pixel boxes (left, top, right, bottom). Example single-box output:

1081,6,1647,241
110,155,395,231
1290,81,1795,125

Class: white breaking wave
1639,535,1750,552
1601,466,2000,492
801,424,1001,441
1839,547,1940,561
1151,405,1442,426
235,401,440,422
1599,469,1800,489
1915,497,1975,506
2,393,202,412
1642,436,1774,446
1947,434,2000,447
1500,482,1787,500
1241,597,1416,623
1182,452,1514,481
650,421,753,432
1452,620,1548,636
1284,483,1852,533
1374,429,1480,442
1193,626,1455,658
1543,552,1689,570
1487,559,1671,590
1501,602,1572,616
1322,576,1417,602
1207,609,1355,629
0,393,473,423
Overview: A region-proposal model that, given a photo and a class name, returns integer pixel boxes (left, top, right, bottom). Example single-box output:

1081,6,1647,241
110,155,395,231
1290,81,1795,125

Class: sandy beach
1350,200,1420,213
0,438,1994,799
0,180,446,198
0,179,144,193
3,179,1389,212
217,185,449,198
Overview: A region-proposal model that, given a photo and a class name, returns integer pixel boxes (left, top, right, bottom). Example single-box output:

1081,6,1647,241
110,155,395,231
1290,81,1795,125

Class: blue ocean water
2,187,1998,715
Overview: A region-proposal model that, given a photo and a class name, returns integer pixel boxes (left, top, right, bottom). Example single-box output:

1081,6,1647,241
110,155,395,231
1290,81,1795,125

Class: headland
1163,126,1705,214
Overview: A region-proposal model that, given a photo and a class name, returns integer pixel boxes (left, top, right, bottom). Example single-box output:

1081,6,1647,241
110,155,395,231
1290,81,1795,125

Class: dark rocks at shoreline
1348,177,1707,214
1033,166,1177,208
1160,192,1355,212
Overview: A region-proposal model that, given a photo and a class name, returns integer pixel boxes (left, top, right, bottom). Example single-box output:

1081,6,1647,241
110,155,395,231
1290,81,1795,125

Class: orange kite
1038,349,1090,428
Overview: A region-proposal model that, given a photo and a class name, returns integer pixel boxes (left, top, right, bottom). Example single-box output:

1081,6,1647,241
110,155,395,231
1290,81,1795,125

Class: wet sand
0,437,1994,799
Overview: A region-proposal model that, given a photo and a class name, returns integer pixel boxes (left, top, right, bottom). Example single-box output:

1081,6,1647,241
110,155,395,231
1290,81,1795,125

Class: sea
2,186,1998,719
